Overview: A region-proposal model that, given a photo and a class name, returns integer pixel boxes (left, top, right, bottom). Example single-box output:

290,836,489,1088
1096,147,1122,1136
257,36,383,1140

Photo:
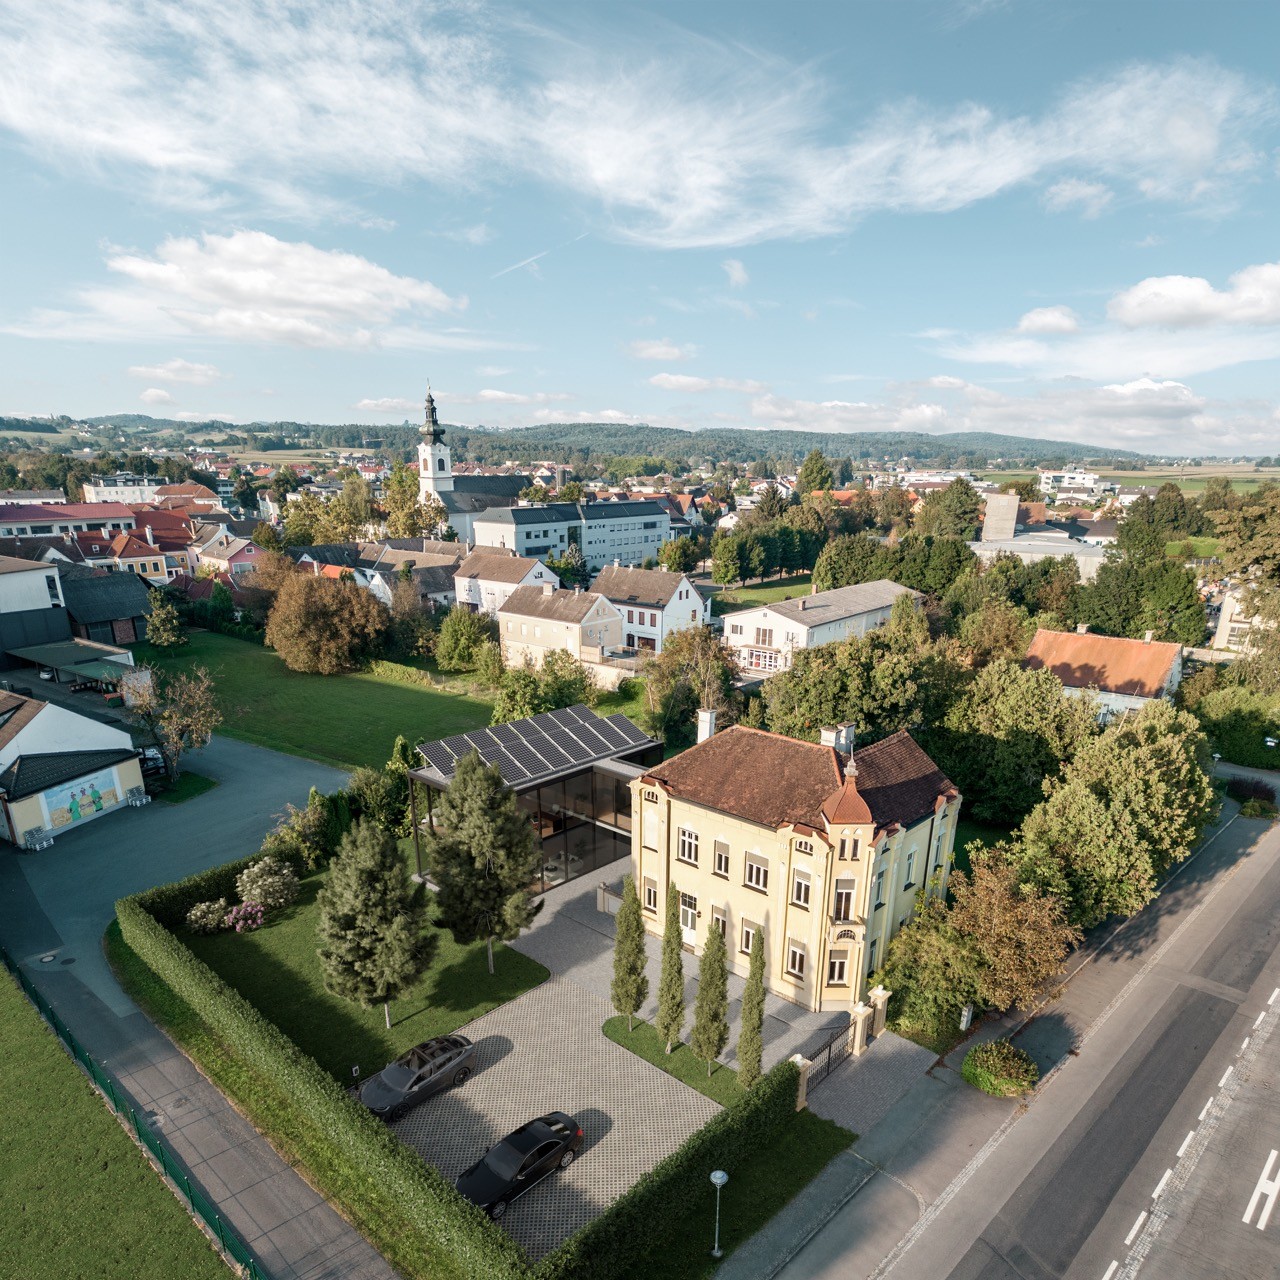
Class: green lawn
185,864,548,1079
711,573,813,617
603,1016,744,1106
1166,536,1222,559
155,771,219,804
0,972,228,1280
952,817,1014,877
629,1111,854,1280
134,631,494,770
596,677,649,726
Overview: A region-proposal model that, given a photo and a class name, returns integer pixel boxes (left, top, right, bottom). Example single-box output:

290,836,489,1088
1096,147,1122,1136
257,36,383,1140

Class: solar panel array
416,704,653,789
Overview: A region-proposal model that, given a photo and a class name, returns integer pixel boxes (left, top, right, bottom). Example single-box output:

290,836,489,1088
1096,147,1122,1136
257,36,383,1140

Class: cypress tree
611,875,649,1032
316,819,426,1029
655,884,686,1053
690,920,730,1077
422,751,543,974
737,929,766,1089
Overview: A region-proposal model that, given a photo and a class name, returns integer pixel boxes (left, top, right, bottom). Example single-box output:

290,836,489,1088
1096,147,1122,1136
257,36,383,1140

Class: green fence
0,940,270,1280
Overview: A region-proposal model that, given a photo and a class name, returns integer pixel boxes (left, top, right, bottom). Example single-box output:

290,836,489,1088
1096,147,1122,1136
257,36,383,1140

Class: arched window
437,456,445,471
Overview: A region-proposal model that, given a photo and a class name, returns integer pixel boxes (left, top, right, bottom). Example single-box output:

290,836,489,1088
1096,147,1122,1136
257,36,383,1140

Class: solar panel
525,729,575,770
488,722,523,746
606,713,649,746
483,745,530,786
589,718,631,750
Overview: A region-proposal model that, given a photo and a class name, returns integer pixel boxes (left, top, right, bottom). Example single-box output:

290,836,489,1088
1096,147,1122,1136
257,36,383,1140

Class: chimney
542,582,554,596
836,721,856,754
819,726,839,749
1143,630,1154,644
144,525,155,546
696,708,717,743
1076,623,1089,634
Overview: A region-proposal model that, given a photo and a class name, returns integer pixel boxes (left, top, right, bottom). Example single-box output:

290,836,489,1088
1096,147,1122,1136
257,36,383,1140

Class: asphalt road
882,811,1280,1280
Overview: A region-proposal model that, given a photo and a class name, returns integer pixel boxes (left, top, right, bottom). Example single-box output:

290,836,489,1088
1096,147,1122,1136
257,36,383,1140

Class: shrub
185,899,230,934
1227,776,1277,805
236,856,300,912
137,846,307,931
225,901,266,933
961,1039,1039,1097
114,882,526,1280
1240,798,1278,820
538,1060,800,1280
366,659,434,688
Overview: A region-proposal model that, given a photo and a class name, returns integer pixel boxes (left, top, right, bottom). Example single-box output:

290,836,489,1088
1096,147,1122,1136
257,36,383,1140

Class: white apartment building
473,500,672,572
590,564,708,653
454,551,560,615
81,473,168,504
724,580,921,674
1037,469,1101,497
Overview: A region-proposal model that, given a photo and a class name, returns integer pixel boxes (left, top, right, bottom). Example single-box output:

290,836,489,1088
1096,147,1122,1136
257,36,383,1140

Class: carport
5,639,135,691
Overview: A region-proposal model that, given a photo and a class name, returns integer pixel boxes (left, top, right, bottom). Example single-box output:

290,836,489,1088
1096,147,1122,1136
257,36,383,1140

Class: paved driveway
393,974,719,1261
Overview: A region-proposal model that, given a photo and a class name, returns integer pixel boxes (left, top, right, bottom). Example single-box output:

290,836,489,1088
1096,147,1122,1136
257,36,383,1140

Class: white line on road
1219,1066,1234,1087
1256,1011,1267,1029
1124,1212,1147,1245
1153,1169,1173,1199
1177,1131,1196,1158
1241,1037,1250,1053
1102,1262,1119,1280
1243,1150,1280,1232
1198,1096,1214,1121
1270,987,1279,1006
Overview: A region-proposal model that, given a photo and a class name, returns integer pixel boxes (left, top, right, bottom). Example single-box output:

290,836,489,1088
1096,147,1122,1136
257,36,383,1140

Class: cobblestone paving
807,1030,938,1135
391,974,719,1261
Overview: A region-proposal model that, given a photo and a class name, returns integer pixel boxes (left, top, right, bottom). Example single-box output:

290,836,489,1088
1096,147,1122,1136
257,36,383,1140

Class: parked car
137,747,167,778
358,1035,475,1120
455,1112,584,1220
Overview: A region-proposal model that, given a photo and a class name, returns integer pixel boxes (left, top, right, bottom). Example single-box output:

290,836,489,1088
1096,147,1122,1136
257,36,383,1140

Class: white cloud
0,3,1270,247
1017,305,1080,334
445,389,574,405
649,373,766,393
8,230,468,348
1108,260,1280,328
127,357,224,385
1042,178,1112,218
354,397,418,414
722,258,749,288
627,338,698,361
475,365,513,376
139,387,173,405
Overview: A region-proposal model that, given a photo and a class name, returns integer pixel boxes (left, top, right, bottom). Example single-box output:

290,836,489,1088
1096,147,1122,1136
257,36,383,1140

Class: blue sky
1,0,1279,454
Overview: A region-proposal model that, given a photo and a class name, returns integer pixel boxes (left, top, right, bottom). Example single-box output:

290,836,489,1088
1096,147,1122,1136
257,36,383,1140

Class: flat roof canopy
412,703,657,792
6,640,133,679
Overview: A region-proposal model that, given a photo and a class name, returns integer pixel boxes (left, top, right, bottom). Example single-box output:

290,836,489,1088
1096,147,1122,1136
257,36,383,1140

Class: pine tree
316,820,426,1029
611,875,649,1031
422,752,543,974
690,920,730,1077
655,884,686,1053
737,929,765,1089
146,589,187,648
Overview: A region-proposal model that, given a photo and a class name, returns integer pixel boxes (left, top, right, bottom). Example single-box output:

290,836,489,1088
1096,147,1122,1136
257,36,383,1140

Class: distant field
982,467,1279,496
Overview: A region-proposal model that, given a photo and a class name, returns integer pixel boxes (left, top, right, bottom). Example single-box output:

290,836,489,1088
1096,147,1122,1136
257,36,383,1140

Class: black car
455,1112,584,1220
358,1035,475,1119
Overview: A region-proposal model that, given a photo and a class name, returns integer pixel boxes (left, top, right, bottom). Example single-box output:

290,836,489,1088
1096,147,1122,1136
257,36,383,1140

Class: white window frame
745,856,769,893
834,880,855,922
677,827,699,866
794,838,813,855
740,920,758,956
786,939,806,979
791,869,811,909
711,906,727,938
827,951,848,986
643,878,657,912
904,849,916,887
713,840,730,878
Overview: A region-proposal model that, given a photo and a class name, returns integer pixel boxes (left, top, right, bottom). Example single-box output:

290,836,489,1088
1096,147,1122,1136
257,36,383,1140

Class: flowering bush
186,899,230,934
225,901,266,933
236,855,300,912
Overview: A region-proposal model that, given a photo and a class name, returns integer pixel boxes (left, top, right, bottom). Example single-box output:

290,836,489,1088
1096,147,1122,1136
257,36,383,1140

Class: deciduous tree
433,604,496,670
146,589,186,648
266,574,389,674
641,625,739,750
126,665,222,781
422,752,543,974
316,820,426,1028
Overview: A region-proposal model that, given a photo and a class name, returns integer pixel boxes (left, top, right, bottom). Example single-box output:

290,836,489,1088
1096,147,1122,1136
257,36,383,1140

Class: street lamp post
710,1169,729,1258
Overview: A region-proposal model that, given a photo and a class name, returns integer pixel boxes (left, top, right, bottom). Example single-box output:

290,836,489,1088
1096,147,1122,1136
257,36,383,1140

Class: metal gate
807,1021,853,1089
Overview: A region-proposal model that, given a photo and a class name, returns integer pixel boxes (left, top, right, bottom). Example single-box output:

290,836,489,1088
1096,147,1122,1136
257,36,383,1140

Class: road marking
1241,1037,1250,1053
1270,987,1279,1006
1177,1131,1196,1158
1152,1169,1173,1199
1102,1262,1119,1280
1198,1096,1214,1121
1243,1150,1280,1231
1124,1212,1147,1245
1256,1011,1267,1029
1219,1066,1234,1087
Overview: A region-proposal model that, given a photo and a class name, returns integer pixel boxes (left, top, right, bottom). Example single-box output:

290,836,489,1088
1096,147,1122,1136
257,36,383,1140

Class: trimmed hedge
961,1039,1039,1097
537,1059,800,1280
115,891,527,1280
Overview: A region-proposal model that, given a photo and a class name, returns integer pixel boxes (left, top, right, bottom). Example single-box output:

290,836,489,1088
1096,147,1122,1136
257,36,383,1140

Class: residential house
0,489,66,505
0,690,144,848
631,720,960,1012
82,472,167,504
0,556,71,668
0,503,135,538
154,482,221,512
591,564,708,653
1213,585,1272,653
473,500,673,571
71,531,169,585
1037,469,1101,498
723,580,921,674
197,535,264,576
1023,626,1183,720
58,568,152,645
497,585,624,669
455,551,560,615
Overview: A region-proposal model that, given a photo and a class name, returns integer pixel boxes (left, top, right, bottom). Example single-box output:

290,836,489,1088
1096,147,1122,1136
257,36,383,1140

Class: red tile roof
1023,628,1180,698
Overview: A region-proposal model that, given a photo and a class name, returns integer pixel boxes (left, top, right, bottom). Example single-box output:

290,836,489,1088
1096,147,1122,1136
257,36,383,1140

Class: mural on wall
45,767,121,829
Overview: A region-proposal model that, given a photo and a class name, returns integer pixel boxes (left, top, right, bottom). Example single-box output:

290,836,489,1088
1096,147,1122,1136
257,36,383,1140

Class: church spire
423,381,443,442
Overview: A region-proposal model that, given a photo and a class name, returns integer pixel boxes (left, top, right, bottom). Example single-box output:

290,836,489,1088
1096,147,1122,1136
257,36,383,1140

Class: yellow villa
630,719,961,1013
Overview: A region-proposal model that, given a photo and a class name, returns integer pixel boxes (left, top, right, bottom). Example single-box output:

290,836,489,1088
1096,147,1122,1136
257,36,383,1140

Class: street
777,805,1280,1280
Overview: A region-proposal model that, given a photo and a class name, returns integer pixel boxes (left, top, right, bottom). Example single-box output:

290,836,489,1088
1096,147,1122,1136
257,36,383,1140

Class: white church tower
417,383,454,500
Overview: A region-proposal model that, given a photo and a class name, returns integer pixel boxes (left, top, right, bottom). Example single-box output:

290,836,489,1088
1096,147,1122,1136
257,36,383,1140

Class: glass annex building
409,704,661,893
